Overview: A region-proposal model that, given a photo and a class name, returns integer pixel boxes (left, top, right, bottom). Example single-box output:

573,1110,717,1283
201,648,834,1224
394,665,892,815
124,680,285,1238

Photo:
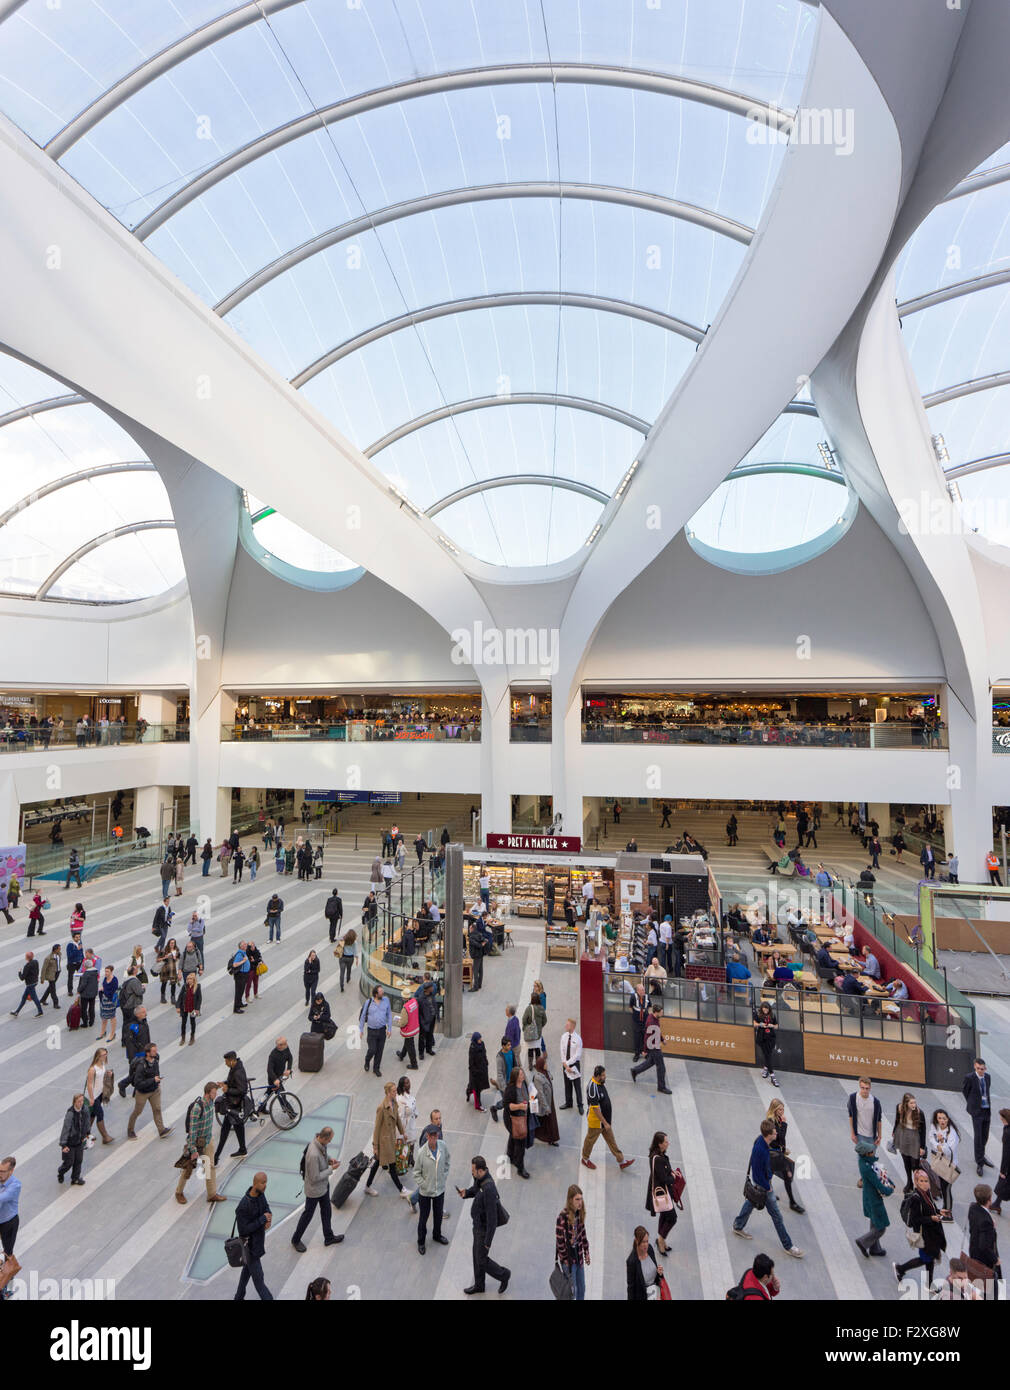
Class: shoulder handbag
743,1163,767,1211
550,1262,574,1300
138,968,149,985
928,1147,958,1186
671,1166,687,1210
651,1156,674,1213
256,961,268,976
960,1248,995,1284
510,1108,528,1141
173,1148,197,1178
769,1149,795,1182
224,1217,250,1269
658,1274,673,1302
102,1069,115,1102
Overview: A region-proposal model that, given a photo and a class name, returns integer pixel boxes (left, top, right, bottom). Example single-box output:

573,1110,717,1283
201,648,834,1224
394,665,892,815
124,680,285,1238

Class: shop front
463,847,616,963
229,691,482,740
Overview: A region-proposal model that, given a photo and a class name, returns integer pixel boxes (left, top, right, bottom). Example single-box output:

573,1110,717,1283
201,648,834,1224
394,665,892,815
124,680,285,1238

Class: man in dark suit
457,1155,509,1295
235,1172,273,1300
963,1059,995,1176
629,983,648,1061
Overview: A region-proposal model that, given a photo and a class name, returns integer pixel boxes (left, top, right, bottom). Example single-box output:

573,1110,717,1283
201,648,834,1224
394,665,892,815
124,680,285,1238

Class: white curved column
553,9,903,713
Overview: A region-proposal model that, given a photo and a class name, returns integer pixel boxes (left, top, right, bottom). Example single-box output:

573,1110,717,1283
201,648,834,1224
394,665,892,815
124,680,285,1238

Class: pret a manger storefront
467,834,616,963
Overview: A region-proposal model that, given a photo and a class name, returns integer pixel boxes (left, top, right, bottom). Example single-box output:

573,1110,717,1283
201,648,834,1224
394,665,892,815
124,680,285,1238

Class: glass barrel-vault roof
0,0,816,570
686,410,849,557
0,355,184,603
896,142,1010,547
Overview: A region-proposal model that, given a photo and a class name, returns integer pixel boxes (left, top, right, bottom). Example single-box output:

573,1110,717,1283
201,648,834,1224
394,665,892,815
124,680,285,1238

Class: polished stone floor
1,815,1007,1301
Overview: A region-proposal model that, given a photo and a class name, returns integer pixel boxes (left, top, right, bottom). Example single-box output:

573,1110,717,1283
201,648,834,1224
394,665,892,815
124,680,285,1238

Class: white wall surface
579,745,951,804
0,743,189,810
583,511,946,683
219,740,481,796
221,548,476,688
0,591,191,689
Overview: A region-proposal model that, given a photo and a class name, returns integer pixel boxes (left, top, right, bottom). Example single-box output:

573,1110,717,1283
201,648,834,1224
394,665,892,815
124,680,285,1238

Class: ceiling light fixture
387,484,424,520
437,535,458,556
816,441,836,470
946,479,962,504
931,433,950,466
585,523,602,547
614,459,640,497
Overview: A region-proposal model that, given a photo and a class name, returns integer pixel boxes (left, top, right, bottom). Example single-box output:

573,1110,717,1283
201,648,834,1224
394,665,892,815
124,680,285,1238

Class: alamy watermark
897,491,1008,538
746,106,855,158
450,621,559,676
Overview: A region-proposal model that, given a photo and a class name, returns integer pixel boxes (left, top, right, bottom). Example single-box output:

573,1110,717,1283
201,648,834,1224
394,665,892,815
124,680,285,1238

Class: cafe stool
503,927,515,950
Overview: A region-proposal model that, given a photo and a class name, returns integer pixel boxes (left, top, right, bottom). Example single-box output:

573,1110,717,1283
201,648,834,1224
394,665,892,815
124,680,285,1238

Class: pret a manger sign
486,833,582,853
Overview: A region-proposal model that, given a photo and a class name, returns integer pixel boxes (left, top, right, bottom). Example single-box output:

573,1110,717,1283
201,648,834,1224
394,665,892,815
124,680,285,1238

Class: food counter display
545,925,579,963
463,863,513,901
462,852,617,920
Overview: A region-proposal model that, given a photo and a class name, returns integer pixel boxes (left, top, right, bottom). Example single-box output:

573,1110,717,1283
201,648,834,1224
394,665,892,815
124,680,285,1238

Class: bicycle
216,1076,303,1132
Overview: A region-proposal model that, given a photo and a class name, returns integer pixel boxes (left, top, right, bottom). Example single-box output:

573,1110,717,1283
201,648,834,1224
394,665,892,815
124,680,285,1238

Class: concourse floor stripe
665,1058,735,1301
3,890,348,1180
745,1070,872,1298
578,1046,606,1300
0,890,333,1122
13,941,356,1263
431,941,544,1303
833,1078,969,1288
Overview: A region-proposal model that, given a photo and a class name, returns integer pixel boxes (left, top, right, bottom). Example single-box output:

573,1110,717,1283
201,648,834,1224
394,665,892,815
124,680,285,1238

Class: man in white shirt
658,917,674,973
645,922,659,967
430,902,441,924
581,879,594,907
558,1018,584,1114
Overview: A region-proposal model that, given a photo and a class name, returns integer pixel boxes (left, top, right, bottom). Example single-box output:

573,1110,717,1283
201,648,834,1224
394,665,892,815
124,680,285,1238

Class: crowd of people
1,814,1006,1305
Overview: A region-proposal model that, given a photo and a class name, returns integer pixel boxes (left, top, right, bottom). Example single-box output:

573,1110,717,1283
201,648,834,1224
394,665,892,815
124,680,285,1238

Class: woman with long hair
893,1093,927,1194
765,1098,805,1214
928,1108,961,1216
502,1066,531,1179
555,1185,590,1300
626,1225,663,1301
646,1131,679,1254
532,1052,560,1145
336,929,357,993
364,1081,411,1201
85,1046,114,1145
303,950,320,1005
305,1277,331,1300
176,972,202,1046
396,1074,418,1170
158,938,180,1005
753,1001,779,1085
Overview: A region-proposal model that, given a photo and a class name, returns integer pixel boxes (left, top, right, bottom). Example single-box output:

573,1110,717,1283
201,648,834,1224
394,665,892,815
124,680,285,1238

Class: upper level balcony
582,720,948,749
0,720,185,752
222,718,480,743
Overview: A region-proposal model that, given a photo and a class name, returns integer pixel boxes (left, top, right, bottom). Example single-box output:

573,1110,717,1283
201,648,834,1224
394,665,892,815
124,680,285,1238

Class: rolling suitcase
298,1030,324,1073
331,1151,370,1208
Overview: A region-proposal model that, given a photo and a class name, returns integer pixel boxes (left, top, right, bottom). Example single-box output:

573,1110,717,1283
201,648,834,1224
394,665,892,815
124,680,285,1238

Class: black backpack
726,1280,747,1300
299,1144,309,1179
899,1192,917,1228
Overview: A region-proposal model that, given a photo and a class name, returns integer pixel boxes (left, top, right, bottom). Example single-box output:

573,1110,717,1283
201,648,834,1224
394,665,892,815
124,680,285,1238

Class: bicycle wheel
269,1089,302,1130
